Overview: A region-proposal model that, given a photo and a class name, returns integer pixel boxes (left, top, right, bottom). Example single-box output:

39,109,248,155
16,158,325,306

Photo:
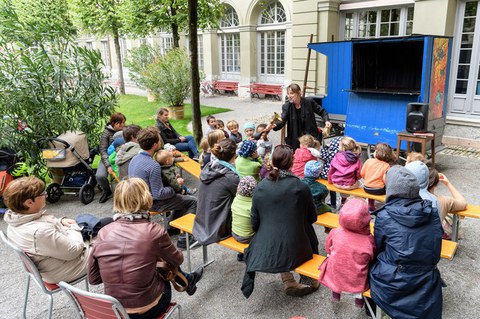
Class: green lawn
117,94,230,136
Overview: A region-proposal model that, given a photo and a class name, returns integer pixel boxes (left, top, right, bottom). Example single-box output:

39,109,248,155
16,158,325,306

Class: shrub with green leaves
124,44,164,100
0,0,117,169
157,48,191,107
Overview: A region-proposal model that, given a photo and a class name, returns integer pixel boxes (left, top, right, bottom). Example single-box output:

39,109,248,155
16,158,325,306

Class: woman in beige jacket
3,176,91,283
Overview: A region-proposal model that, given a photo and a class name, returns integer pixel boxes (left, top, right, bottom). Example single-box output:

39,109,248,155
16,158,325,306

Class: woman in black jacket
241,144,319,298
270,83,331,150
155,108,200,160
96,112,126,203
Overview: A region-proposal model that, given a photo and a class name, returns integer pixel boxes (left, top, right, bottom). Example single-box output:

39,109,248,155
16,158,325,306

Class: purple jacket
328,151,362,186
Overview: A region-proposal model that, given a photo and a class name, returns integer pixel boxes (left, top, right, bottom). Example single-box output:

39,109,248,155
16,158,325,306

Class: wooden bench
316,179,386,202
294,254,378,317
174,152,201,179
213,80,238,95
169,213,247,271
247,83,283,100
316,212,458,260
451,204,480,241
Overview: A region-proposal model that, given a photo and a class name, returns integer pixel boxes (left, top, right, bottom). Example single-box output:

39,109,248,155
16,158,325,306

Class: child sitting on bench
155,150,196,195
231,176,257,261
361,142,396,213
328,136,362,206
318,198,375,308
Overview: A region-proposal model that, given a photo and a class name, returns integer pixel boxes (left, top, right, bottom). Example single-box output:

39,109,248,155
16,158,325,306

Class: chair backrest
0,230,58,293
59,281,130,319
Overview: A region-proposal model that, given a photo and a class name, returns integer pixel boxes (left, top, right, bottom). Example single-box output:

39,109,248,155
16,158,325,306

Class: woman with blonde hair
88,178,203,319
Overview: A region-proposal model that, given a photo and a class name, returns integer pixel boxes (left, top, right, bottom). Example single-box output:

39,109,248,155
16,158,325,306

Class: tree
188,0,202,144
120,0,223,48
69,0,126,94
0,0,117,168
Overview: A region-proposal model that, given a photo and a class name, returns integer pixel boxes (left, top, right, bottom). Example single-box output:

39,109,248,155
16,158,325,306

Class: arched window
219,5,240,80
257,1,286,83
260,2,286,24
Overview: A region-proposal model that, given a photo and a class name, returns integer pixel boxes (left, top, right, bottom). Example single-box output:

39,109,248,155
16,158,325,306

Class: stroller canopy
46,131,90,168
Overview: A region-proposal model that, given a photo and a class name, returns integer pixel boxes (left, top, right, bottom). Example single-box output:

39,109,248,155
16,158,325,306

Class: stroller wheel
79,184,95,205
46,183,62,203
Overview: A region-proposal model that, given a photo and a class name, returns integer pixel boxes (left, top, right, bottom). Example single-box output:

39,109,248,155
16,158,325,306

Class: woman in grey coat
193,139,240,245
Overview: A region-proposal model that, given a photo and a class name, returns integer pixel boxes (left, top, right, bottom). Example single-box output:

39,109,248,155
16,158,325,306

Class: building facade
78,0,480,146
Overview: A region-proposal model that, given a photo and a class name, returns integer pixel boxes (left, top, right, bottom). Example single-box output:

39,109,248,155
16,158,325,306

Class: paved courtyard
1,92,479,318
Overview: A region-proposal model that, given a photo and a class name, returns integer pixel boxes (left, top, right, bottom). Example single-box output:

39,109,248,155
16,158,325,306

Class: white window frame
101,40,111,68
340,6,414,40
256,1,287,84
218,5,240,80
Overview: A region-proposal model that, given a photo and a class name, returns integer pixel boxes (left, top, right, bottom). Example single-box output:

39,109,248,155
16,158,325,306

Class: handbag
156,259,189,293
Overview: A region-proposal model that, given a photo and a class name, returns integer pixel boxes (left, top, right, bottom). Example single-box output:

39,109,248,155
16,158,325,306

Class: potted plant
124,44,163,102
156,48,191,119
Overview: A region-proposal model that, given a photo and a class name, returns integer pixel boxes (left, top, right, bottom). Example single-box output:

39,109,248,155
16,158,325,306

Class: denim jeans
174,135,199,158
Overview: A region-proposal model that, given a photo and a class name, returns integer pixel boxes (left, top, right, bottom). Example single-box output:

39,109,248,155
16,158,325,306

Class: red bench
247,82,283,100
213,80,238,95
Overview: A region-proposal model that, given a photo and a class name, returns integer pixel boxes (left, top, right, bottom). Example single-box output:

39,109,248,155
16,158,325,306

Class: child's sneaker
187,188,197,195
355,297,365,308
332,291,341,302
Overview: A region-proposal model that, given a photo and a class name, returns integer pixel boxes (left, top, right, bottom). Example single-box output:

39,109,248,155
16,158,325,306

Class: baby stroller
37,131,97,205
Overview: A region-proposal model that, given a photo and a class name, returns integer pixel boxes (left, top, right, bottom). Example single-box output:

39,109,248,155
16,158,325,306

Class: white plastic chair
0,230,89,319
59,281,182,319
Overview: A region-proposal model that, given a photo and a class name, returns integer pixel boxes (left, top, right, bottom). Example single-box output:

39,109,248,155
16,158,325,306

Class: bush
157,48,191,107
124,44,164,100
0,2,117,168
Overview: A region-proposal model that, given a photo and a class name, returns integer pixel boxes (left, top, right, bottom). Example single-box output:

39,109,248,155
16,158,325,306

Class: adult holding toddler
193,139,240,245
241,144,319,298
269,83,331,150
128,127,197,248
155,108,200,161
369,165,443,319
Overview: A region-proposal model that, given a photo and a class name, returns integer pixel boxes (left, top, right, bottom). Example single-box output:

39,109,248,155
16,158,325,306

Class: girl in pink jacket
291,134,320,178
328,136,362,205
318,198,375,308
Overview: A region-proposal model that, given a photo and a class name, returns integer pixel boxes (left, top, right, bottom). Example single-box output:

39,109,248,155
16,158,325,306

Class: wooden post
302,34,314,97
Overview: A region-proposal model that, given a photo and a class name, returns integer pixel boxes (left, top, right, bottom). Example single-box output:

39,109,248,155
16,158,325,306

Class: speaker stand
396,131,436,168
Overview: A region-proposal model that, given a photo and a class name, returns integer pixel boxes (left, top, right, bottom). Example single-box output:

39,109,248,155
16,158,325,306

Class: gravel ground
1,92,479,318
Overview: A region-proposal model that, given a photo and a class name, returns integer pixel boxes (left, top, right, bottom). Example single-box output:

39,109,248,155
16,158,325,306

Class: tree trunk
170,5,180,48
112,27,125,95
188,0,202,145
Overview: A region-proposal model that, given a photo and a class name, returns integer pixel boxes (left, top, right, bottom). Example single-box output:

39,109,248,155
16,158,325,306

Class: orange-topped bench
247,82,283,100
294,254,375,316
316,212,457,260
316,179,386,202
213,80,238,95
174,152,201,179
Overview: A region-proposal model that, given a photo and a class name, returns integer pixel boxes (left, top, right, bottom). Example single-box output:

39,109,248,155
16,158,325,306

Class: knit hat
304,160,321,178
237,176,257,197
386,165,420,201
243,122,255,131
238,140,257,158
